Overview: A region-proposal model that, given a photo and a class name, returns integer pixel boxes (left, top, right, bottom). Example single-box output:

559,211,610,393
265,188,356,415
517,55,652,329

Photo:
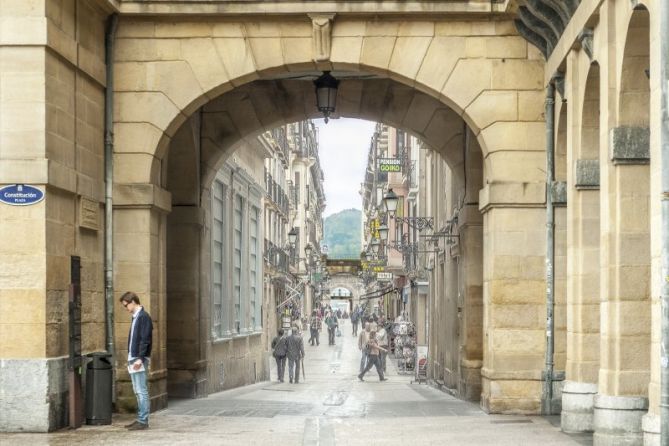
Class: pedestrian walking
351,310,359,336
358,331,387,382
287,326,305,383
358,322,371,373
119,291,153,430
271,329,288,382
308,310,321,346
368,316,378,333
377,324,389,373
325,311,338,345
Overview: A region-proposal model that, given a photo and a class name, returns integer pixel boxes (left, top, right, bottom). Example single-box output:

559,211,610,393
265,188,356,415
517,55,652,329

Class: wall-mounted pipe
104,13,118,400
659,0,669,442
542,81,556,416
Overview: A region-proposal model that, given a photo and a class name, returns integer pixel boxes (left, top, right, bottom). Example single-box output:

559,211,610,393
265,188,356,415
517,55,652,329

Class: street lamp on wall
314,71,339,123
378,224,389,242
382,188,399,214
288,227,298,246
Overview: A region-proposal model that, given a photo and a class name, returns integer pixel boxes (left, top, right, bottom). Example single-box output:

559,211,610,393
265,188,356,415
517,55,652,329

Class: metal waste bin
85,352,112,425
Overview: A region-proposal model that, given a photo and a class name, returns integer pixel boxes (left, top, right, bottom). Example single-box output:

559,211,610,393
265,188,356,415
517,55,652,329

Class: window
233,194,243,334
212,180,229,338
249,206,261,330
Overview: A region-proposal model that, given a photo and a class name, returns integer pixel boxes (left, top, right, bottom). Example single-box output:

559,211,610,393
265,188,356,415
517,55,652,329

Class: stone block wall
0,0,109,432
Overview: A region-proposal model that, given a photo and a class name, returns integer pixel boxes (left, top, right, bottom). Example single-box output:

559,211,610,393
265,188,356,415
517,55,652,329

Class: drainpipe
542,81,556,416
660,0,669,442
104,13,119,399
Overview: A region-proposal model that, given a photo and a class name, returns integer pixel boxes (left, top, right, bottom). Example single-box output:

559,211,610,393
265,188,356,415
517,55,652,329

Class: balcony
264,238,290,275
264,169,290,216
271,127,289,163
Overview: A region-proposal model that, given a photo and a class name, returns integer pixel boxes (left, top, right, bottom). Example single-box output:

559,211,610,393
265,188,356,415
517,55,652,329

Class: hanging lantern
378,224,389,241
383,188,399,214
314,71,339,123
288,227,298,245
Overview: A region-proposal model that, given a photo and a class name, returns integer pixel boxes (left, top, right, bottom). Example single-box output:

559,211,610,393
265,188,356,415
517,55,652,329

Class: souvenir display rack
391,321,416,374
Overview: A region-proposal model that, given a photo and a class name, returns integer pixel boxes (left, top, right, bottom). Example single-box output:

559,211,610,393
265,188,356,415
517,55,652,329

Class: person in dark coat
308,310,321,346
324,311,338,345
120,291,153,430
286,326,305,383
271,329,288,382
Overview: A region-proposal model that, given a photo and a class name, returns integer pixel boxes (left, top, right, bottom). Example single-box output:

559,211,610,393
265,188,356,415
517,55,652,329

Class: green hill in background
323,209,361,259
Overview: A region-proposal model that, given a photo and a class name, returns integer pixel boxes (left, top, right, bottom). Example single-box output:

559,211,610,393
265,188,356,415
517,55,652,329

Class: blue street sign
0,184,45,206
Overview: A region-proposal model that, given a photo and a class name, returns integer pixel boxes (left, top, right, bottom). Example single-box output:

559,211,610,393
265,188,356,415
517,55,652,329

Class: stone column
479,182,547,414
166,204,208,398
457,204,484,401
562,159,601,433
113,184,171,413
594,127,651,444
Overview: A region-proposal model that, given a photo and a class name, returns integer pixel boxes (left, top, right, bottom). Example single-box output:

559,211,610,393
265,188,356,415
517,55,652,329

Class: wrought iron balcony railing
264,169,290,216
264,238,290,275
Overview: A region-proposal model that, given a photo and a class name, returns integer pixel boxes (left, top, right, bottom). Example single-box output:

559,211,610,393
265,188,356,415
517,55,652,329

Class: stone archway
111,15,548,414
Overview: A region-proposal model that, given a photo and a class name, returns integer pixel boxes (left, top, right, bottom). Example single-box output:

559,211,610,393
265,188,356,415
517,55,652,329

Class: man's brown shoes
126,421,149,430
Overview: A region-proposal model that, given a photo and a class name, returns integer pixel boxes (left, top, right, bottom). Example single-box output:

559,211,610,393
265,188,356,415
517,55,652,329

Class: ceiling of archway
198,77,475,184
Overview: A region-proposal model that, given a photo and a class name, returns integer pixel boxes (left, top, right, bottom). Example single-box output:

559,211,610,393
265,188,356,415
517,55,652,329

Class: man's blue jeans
129,360,150,425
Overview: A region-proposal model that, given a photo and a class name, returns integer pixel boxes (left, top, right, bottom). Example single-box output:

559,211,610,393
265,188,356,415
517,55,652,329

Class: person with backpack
271,329,288,382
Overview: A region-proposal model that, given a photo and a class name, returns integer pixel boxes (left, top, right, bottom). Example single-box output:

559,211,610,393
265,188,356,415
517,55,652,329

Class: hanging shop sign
376,272,393,281
377,158,402,173
361,259,386,271
369,218,380,239
0,184,45,206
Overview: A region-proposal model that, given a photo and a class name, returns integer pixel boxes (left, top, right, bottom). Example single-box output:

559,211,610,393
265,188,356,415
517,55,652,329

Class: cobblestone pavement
1,320,592,445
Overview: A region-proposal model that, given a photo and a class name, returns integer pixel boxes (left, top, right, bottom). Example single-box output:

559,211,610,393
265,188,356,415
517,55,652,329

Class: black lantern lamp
378,224,389,241
314,71,339,123
288,227,298,245
305,243,313,259
383,188,399,214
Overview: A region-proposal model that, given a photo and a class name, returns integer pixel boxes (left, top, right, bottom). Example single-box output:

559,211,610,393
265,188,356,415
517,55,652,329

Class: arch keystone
308,13,335,62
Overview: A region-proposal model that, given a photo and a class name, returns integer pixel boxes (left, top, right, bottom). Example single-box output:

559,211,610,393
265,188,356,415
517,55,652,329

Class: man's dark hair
120,291,141,305
278,329,284,336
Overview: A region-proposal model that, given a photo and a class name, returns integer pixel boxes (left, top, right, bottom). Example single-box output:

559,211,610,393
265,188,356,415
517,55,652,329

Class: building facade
0,1,666,444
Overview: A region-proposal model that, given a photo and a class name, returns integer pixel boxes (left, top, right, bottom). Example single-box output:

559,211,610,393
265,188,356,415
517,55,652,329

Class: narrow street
1,320,592,446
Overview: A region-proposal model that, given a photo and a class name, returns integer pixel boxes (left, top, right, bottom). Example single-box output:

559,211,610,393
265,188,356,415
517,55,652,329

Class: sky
314,118,376,217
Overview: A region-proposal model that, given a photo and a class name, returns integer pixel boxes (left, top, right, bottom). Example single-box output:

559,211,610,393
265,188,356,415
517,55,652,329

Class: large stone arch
110,14,551,414
112,16,546,187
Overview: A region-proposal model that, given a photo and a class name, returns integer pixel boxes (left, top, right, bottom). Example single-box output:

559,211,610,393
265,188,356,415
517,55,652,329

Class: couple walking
271,327,305,383
357,322,389,382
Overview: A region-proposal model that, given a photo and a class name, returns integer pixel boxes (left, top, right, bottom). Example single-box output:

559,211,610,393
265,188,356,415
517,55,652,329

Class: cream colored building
0,1,666,444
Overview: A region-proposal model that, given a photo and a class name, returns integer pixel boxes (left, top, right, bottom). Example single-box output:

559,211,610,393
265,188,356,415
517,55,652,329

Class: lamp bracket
393,216,434,231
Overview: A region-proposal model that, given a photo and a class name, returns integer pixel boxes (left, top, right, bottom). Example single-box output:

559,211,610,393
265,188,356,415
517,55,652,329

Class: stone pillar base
0,357,69,432
561,381,597,433
459,362,482,402
593,394,648,445
641,413,660,446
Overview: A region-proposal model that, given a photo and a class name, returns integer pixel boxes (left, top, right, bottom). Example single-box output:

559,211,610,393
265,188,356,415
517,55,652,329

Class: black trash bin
85,352,112,425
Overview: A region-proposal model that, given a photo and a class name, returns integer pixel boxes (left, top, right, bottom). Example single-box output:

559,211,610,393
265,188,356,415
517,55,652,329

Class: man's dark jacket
128,309,153,360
